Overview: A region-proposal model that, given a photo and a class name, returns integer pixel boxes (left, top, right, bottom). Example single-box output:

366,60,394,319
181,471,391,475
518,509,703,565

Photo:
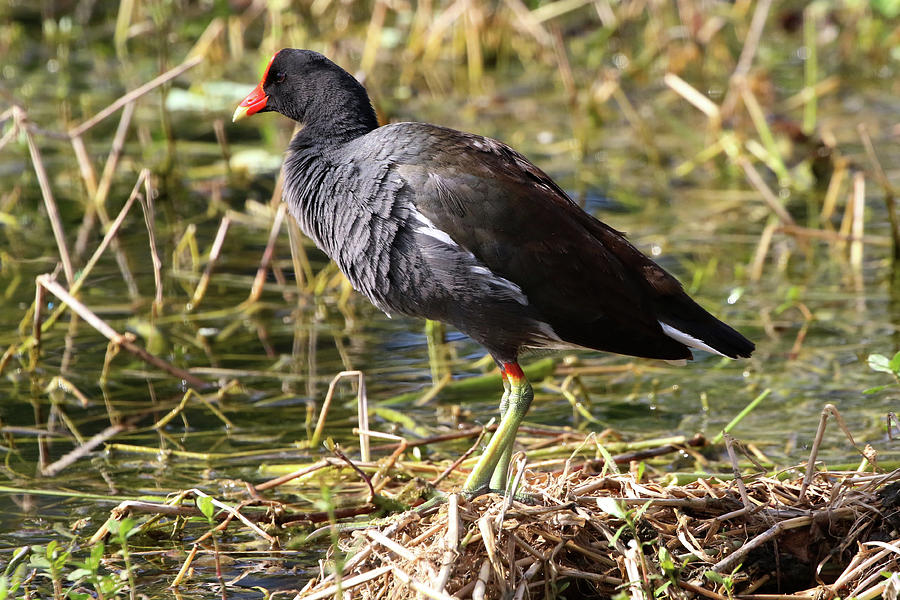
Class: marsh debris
295,465,900,599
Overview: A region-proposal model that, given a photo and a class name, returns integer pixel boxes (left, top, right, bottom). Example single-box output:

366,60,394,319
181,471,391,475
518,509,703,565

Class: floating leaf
868,354,893,374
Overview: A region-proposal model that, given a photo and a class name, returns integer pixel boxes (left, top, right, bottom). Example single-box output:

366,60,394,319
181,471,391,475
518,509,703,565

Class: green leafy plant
865,351,900,393
107,518,138,600
596,497,652,546
654,546,678,597
704,565,742,599
6,539,131,600
0,546,28,600
596,499,663,598
197,495,216,524
29,541,72,599
66,542,125,600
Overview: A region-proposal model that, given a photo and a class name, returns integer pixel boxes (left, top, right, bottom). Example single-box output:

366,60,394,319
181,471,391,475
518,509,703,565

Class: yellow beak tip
232,105,249,123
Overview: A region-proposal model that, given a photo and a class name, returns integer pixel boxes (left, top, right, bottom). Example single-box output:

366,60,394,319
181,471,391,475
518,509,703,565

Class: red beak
233,82,268,122
234,52,279,122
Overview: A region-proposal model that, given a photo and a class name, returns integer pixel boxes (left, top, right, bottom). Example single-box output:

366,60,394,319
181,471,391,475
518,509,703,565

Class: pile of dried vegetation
295,461,900,600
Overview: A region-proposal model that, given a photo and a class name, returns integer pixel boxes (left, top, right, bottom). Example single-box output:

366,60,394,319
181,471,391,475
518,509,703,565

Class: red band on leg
501,362,525,383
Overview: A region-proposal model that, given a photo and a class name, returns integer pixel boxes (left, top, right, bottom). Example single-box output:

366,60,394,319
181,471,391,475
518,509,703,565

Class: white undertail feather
659,322,726,357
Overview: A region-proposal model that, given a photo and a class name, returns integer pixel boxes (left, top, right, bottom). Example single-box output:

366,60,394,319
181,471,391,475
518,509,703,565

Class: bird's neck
294,93,379,146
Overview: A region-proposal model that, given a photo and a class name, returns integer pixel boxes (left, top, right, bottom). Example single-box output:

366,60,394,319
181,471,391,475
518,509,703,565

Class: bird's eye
274,71,286,83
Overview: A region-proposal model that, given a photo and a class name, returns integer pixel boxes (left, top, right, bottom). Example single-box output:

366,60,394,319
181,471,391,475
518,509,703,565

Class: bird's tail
657,295,754,359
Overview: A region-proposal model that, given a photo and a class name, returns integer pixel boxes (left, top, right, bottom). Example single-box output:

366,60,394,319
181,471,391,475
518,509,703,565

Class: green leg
489,375,514,491
464,363,533,495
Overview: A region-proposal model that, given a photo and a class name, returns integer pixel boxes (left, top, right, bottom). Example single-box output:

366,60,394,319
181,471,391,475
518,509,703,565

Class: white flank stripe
412,208,527,304
412,210,458,247
659,322,725,357
416,226,457,246
471,266,527,304
411,210,433,226
471,265,525,297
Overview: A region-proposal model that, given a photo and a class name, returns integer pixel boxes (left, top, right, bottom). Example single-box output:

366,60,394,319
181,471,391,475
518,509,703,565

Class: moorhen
233,49,754,495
